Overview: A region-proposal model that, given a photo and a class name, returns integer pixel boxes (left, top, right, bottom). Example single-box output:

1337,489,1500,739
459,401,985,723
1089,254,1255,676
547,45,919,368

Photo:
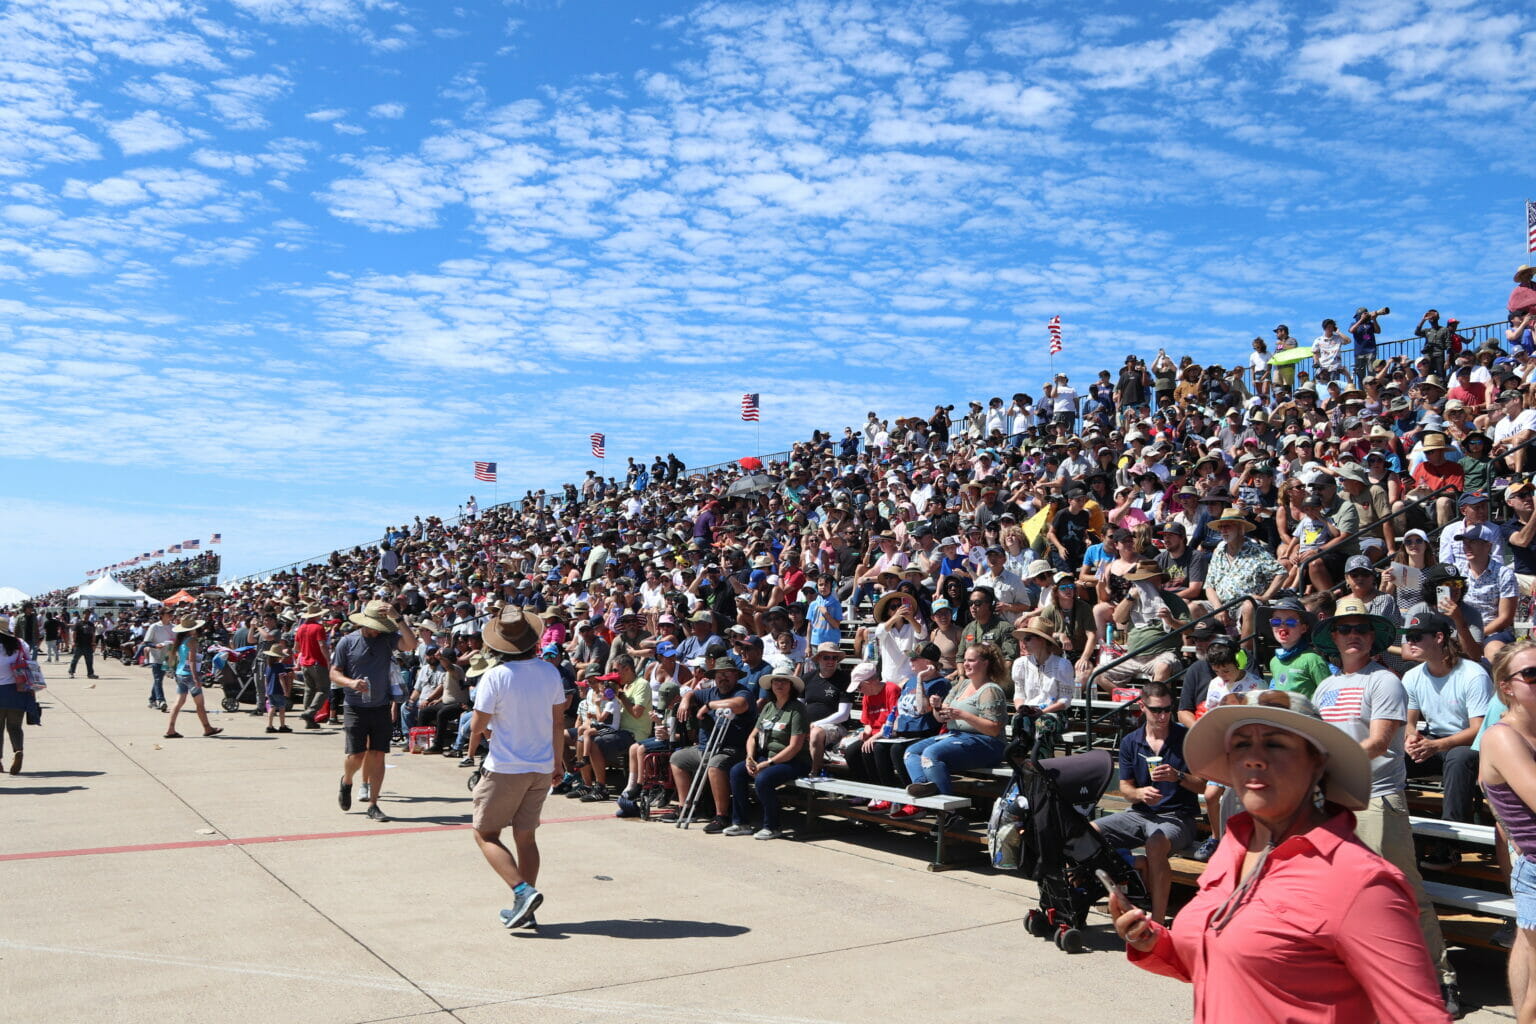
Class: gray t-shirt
332,631,398,709
1314,662,1407,798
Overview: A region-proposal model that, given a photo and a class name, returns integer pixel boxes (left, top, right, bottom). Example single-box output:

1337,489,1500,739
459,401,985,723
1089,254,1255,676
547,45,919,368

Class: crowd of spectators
30,267,1536,1018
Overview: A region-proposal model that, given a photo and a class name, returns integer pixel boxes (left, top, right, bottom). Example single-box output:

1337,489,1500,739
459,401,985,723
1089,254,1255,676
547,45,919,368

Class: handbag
15,650,46,692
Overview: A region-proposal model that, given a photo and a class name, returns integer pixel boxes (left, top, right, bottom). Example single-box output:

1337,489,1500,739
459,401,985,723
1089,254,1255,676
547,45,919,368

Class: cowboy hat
873,591,914,621
1184,690,1369,810
1211,509,1256,533
1516,265,1536,285
349,600,398,633
464,650,492,679
298,603,325,619
1312,596,1395,658
1123,559,1164,582
1012,623,1063,653
482,605,545,655
172,617,206,634
1419,432,1450,451
761,672,805,694
262,643,291,661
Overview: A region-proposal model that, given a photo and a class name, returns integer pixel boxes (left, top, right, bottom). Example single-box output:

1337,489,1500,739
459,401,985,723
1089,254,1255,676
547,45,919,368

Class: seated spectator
900,641,1008,812
1099,560,1187,693
800,644,851,775
1091,679,1199,925
579,656,650,803
1009,624,1074,759
669,657,756,833
1400,615,1493,869
724,673,810,839
1265,596,1330,700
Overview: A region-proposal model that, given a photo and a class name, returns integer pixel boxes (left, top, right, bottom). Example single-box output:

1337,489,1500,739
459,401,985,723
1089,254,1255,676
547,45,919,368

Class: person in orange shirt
1410,433,1464,526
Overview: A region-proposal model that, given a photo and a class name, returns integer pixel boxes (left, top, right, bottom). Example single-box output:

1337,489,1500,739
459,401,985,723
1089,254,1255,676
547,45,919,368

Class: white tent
128,589,162,607
0,586,30,607
70,575,151,610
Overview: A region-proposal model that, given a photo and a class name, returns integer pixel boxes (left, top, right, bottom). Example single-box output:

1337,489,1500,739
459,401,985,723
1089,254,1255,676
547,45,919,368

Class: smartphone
1437,586,1450,606
1095,868,1128,903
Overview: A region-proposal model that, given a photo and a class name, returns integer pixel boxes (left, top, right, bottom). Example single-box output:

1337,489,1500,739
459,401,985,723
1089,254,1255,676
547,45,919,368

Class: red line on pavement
0,813,611,862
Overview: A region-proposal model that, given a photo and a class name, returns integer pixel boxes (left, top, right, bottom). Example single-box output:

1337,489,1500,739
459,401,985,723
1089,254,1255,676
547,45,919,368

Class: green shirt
754,698,810,766
618,677,653,738
960,617,1019,665
1269,647,1331,699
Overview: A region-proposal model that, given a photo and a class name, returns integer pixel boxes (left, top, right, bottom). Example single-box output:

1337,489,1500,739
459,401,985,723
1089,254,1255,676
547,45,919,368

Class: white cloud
207,73,290,129
368,101,405,118
105,110,193,155
305,107,348,121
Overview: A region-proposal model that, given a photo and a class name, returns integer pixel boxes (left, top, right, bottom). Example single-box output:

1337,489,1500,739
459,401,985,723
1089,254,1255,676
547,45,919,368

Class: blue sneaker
500,886,543,929
1190,834,1219,863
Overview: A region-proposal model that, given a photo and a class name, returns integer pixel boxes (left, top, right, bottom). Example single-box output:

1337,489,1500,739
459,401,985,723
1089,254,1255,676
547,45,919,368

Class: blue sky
3,0,1532,595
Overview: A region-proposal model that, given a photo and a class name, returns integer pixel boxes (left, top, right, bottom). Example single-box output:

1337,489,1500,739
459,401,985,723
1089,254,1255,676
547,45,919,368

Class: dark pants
423,700,465,749
843,734,927,787
0,707,22,756
69,646,95,677
729,760,805,831
1406,743,1479,823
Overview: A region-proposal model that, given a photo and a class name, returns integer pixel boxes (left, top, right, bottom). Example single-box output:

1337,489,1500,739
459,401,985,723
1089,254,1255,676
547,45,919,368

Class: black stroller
1007,740,1149,953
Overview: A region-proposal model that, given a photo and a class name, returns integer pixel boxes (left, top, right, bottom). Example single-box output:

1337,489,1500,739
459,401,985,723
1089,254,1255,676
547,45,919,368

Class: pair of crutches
676,708,732,829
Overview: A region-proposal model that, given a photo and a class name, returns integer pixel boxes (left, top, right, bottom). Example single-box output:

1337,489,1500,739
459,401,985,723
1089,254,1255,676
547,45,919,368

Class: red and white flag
1048,315,1063,355
589,433,606,458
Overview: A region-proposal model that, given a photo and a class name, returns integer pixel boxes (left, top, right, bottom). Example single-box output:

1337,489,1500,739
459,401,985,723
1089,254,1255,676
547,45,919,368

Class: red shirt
1448,382,1487,408
1129,809,1449,1024
293,622,329,667
1411,458,1463,492
860,682,902,733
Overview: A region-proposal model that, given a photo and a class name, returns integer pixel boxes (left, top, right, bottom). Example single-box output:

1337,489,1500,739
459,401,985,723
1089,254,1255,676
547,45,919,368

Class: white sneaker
360,782,372,802
753,828,782,840
723,824,754,837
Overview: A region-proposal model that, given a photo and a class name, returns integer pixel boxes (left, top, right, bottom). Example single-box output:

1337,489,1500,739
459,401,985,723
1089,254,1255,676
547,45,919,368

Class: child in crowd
263,642,293,734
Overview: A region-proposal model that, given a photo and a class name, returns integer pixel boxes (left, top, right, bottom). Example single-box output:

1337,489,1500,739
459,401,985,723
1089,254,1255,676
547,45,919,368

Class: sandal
204,727,224,737
164,731,183,739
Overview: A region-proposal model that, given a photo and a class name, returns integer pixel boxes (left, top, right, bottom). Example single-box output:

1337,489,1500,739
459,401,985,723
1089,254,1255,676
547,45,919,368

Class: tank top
1482,723,1536,863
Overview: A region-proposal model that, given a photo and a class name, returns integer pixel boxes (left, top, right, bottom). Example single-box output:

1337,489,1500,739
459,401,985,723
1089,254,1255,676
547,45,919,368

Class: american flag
1048,315,1063,355
473,461,497,483
153,549,164,557
210,534,221,545
741,393,760,422
169,543,182,553
184,539,200,549
589,432,605,458
1528,200,1536,254
1315,685,1364,723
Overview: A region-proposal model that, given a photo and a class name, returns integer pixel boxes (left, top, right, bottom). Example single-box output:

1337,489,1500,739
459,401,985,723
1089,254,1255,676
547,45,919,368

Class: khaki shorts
472,770,552,834
1098,650,1182,685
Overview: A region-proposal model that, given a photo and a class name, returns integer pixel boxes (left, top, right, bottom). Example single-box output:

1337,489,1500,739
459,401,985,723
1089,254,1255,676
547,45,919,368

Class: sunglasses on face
1332,622,1374,636
1505,666,1536,685
1144,705,1174,714
1269,617,1300,628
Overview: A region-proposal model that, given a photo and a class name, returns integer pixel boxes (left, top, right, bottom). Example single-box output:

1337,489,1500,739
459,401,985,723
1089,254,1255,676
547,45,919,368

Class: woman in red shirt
1110,690,1449,1024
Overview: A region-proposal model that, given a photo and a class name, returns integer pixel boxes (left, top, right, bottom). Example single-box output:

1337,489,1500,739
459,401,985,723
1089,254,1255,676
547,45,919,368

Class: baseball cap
1402,611,1454,637
654,641,678,658
1459,523,1497,544
847,662,878,693
1344,554,1374,574
1457,491,1489,508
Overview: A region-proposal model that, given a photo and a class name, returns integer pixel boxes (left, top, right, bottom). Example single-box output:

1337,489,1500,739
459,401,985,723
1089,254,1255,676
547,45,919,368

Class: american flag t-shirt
474,461,497,483
1048,315,1063,355
1315,685,1364,723
589,433,606,458
741,393,760,421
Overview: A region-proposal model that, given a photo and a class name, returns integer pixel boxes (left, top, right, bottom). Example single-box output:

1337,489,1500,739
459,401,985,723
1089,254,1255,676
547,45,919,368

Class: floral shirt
1205,539,1281,604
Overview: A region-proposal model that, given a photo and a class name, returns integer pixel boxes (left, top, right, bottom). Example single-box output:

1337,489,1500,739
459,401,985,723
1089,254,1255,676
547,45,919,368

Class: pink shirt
1129,808,1449,1024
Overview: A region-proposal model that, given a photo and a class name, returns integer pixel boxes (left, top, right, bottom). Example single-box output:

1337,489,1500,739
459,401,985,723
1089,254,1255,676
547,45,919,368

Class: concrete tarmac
0,658,1514,1023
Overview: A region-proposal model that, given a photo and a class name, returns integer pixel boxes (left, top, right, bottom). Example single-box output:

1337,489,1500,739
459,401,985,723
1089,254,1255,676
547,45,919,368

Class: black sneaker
906,781,940,799
338,777,353,812
366,805,391,823
702,815,729,834
565,784,590,800
580,785,610,803
459,755,477,768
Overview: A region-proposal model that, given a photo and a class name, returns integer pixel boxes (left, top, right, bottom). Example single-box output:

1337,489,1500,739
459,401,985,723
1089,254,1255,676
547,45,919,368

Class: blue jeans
903,732,1006,795
400,701,419,738
729,760,806,831
149,663,167,704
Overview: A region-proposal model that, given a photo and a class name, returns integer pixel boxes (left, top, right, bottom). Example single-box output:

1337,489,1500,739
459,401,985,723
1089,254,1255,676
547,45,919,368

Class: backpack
986,778,1030,871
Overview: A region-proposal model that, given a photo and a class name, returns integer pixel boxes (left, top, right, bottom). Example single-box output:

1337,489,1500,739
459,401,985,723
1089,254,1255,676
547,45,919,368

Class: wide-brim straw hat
0,616,12,637
1123,559,1164,582
482,606,545,655
1012,623,1063,653
1420,432,1451,451
1312,596,1396,658
298,603,325,619
173,617,206,634
1185,690,1370,811
348,600,397,632
873,591,914,621
465,651,492,679
1211,509,1256,533
762,672,805,694
263,644,291,661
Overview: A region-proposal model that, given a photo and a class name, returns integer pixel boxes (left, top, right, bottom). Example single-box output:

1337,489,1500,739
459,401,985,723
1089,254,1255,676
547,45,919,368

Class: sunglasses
1505,666,1536,685
1269,617,1301,628
1402,631,1436,643
1331,622,1374,636
1144,705,1174,714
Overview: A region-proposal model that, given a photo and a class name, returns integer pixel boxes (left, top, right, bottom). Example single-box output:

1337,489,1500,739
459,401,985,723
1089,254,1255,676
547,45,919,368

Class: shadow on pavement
4,784,88,795
515,918,750,941
16,770,105,779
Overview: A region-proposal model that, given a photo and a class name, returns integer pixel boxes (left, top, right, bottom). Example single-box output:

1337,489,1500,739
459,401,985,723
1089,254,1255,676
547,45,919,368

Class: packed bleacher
117,552,221,599
78,269,1536,1016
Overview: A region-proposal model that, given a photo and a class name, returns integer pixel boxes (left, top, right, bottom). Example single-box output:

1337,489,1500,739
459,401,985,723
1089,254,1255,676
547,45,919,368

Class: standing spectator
163,617,222,740
1312,319,1345,383
467,606,567,930
1417,308,1454,378
294,604,332,728
331,600,418,823
1350,307,1384,382
142,608,177,712
69,613,98,679
0,616,42,775
43,613,61,662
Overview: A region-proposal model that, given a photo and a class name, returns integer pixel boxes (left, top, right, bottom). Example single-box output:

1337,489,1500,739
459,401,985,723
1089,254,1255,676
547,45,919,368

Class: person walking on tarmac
331,600,417,823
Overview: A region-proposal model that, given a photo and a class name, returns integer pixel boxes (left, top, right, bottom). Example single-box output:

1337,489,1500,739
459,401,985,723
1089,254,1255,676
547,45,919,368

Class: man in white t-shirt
142,608,178,711
1492,389,1536,475
467,607,568,930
